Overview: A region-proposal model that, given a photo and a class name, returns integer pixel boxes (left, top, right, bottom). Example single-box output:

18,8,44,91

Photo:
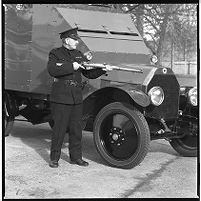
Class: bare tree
123,4,197,65
55,4,198,66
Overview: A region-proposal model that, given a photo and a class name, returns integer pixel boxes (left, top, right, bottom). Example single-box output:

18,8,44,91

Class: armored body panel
5,4,181,121
5,4,152,94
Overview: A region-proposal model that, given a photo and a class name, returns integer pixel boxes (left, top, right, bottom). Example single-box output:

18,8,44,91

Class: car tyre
170,116,197,157
4,103,14,137
170,135,197,157
93,102,150,169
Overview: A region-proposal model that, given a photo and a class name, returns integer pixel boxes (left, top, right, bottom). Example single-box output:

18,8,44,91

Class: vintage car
4,4,198,169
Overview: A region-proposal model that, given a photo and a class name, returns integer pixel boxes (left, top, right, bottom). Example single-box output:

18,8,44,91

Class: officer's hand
103,65,113,71
73,62,85,70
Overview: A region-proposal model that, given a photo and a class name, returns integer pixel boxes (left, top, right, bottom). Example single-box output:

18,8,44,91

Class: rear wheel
4,102,14,137
93,102,150,169
48,120,54,130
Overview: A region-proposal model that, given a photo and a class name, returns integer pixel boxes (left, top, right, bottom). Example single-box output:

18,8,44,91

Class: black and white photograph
3,3,198,199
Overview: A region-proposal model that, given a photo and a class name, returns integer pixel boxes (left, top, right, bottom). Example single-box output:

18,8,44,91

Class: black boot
70,159,89,166
49,160,59,168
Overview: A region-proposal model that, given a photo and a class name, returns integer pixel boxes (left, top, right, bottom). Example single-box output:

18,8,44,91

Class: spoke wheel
93,102,150,169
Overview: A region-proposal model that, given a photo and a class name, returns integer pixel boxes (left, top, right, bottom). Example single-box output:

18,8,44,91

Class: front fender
126,89,150,107
83,86,151,117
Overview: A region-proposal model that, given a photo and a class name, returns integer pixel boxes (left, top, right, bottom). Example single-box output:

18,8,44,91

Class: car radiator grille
146,74,180,120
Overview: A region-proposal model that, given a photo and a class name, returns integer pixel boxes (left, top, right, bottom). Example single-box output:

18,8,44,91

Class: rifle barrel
83,63,143,73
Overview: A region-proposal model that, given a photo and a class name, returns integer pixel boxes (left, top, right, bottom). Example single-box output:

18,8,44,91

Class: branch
124,4,140,13
143,15,160,32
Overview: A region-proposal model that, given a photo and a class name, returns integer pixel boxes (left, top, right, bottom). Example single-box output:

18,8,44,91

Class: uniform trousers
50,102,83,162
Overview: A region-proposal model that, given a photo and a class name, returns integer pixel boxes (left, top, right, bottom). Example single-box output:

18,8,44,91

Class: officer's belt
54,78,87,88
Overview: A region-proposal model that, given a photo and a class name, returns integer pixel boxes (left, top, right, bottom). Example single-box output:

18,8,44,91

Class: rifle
82,62,143,73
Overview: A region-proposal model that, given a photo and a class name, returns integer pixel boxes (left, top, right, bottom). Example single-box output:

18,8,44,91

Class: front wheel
93,102,150,169
170,119,197,156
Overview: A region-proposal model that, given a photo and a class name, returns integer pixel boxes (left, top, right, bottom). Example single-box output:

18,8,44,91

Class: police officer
47,28,109,168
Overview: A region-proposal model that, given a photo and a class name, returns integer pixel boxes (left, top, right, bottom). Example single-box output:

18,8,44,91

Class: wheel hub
109,127,125,146
112,133,119,141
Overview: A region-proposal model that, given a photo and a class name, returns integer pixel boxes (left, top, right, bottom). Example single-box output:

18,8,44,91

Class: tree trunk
183,40,186,61
157,5,172,66
135,5,144,37
170,38,174,69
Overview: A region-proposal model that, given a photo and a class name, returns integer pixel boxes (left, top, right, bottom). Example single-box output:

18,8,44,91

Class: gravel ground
4,121,199,199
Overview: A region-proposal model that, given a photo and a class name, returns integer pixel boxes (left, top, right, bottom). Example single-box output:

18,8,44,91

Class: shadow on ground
149,140,178,156
8,121,178,168
9,122,105,166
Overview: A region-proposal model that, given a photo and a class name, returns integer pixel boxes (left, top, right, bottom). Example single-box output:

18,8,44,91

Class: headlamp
188,87,197,106
148,86,164,106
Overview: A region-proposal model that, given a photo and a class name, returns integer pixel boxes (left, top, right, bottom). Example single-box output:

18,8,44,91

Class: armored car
4,4,197,168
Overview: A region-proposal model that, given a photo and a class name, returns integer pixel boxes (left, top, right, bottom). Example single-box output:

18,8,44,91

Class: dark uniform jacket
47,46,105,104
